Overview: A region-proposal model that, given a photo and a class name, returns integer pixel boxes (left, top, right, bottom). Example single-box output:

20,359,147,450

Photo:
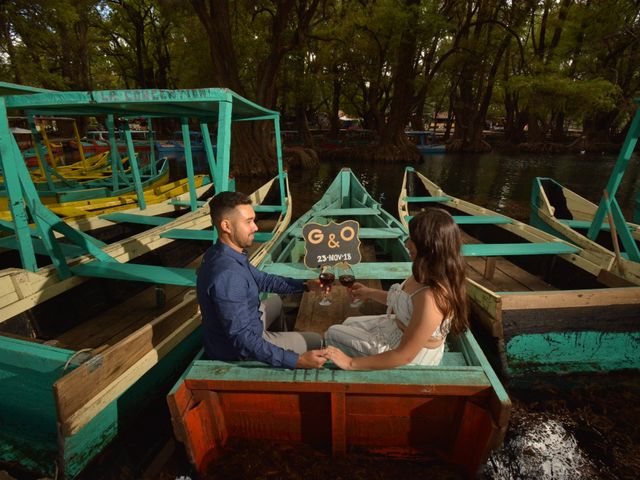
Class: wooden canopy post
587,102,640,262
121,122,146,210
181,117,198,212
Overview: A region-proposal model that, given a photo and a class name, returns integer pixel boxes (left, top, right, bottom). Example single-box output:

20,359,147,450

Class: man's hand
296,349,328,369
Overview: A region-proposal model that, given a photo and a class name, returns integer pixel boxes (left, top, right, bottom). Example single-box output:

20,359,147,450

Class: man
197,191,327,369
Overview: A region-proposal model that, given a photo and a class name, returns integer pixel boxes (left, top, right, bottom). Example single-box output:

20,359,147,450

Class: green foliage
1,0,639,140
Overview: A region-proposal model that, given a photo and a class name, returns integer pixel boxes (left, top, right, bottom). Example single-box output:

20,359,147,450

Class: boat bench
404,214,512,225
402,195,451,203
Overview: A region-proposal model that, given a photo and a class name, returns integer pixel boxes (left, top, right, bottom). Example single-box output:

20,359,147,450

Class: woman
324,208,468,370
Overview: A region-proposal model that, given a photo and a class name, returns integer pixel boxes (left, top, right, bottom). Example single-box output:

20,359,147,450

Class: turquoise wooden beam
181,117,197,211
215,100,232,194
105,115,123,193
121,122,146,210
272,115,286,209
587,104,640,262
0,101,38,271
200,121,217,184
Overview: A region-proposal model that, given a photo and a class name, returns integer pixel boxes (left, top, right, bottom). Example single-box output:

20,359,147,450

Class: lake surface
229,151,640,223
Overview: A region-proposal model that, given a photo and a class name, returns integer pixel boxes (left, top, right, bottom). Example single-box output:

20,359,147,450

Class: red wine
339,274,355,288
319,272,335,288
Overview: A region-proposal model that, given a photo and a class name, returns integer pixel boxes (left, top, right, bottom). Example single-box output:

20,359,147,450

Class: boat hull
168,332,509,478
0,303,201,479
401,167,640,378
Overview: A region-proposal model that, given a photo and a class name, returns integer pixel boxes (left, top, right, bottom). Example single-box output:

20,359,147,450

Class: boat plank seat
557,219,639,233
169,199,207,208
98,212,174,226
403,195,451,203
404,214,513,225
295,245,386,334
462,242,579,257
290,226,405,239
262,261,412,280
71,261,197,286
159,229,274,243
313,207,379,216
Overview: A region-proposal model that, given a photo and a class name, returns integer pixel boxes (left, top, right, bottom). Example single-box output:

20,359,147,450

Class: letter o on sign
307,228,324,244
340,226,355,242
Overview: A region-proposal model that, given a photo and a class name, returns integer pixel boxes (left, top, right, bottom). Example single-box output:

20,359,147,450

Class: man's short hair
209,191,252,226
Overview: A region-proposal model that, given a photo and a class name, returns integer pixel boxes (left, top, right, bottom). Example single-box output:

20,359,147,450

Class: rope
63,348,93,371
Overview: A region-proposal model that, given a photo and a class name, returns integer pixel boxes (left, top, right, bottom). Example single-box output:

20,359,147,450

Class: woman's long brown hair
408,209,469,335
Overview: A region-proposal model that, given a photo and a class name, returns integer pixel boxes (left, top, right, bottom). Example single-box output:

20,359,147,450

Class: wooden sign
302,220,361,268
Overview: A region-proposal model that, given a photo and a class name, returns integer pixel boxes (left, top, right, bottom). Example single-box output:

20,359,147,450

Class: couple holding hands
197,192,468,371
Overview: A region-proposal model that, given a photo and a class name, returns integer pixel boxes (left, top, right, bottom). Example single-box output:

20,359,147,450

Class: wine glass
337,263,362,307
318,264,335,306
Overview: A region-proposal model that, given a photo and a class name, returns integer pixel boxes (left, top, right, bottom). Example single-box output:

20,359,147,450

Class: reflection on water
229,151,640,222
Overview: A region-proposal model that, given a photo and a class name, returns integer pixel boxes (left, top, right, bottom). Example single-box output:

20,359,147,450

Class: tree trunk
377,0,421,162
191,0,320,176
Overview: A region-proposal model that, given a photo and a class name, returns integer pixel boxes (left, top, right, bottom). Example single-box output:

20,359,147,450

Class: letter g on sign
307,228,324,244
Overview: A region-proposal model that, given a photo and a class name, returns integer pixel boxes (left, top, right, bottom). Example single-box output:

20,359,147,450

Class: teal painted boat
400,166,640,378
168,168,511,477
0,87,291,478
405,130,446,153
530,177,640,284
530,103,640,285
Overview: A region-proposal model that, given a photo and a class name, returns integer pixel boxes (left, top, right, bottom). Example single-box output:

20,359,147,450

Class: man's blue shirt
197,241,306,369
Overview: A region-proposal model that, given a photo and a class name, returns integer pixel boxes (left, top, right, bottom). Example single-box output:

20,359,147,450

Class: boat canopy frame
0,86,286,285
586,98,640,262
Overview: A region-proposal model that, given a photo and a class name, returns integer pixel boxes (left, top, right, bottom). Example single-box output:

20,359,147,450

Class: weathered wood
55,299,200,436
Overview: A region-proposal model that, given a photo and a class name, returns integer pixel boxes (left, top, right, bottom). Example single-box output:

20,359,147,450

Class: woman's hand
324,346,354,370
350,282,369,301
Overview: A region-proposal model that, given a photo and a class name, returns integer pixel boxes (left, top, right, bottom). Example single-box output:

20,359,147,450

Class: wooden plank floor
55,257,201,350
459,230,555,292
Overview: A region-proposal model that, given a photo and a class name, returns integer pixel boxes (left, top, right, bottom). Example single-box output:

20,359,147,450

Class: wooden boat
399,166,640,377
405,130,446,154
0,87,291,478
530,177,640,285
168,168,511,478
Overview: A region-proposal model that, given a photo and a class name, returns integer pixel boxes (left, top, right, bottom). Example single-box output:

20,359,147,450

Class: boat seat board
169,200,207,208
262,261,412,280
405,215,513,225
312,207,379,216
462,242,579,256
183,359,489,388
98,212,174,226
290,226,405,239
70,261,197,286
558,219,638,233
403,196,451,203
